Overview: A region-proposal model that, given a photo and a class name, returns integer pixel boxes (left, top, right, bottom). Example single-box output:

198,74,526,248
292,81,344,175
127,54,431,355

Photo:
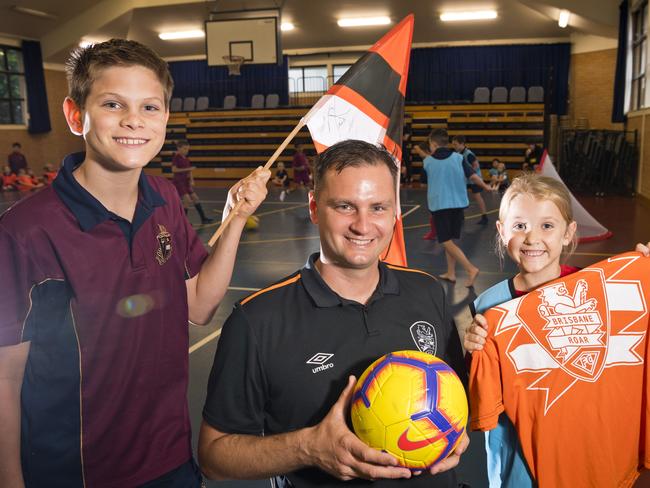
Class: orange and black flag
303,14,414,266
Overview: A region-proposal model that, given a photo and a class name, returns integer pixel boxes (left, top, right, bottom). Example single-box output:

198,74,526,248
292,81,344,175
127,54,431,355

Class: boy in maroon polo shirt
172,139,212,224
292,143,310,186
0,39,270,487
8,142,27,175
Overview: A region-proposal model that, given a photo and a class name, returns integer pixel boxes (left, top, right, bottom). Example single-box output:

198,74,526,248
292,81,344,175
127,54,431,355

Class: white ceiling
1,0,621,64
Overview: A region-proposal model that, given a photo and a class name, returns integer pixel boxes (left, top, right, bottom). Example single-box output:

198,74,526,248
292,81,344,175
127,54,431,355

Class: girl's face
497,194,576,283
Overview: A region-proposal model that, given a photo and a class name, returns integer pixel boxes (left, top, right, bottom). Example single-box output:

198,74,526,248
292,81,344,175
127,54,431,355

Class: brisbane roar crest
484,254,647,414
519,272,608,381
155,224,173,265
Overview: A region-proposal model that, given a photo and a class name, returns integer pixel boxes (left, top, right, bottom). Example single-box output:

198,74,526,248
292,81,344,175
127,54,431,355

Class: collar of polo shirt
300,253,400,307
53,152,166,232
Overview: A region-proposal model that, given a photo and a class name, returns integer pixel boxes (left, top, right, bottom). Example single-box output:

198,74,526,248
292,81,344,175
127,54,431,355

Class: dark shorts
140,458,204,487
173,179,193,197
431,208,464,243
466,183,483,194
293,169,310,185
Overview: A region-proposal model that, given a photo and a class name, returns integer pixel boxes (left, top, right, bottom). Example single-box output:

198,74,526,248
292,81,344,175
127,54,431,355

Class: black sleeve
461,159,475,178
466,152,477,166
202,305,267,435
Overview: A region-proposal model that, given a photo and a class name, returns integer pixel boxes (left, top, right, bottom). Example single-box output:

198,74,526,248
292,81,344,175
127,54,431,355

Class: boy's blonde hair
496,173,578,261
65,39,174,109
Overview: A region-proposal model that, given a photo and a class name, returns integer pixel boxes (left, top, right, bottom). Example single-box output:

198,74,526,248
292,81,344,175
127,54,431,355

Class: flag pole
207,118,306,247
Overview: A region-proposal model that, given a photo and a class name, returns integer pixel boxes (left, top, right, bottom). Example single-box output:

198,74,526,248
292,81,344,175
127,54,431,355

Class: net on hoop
223,55,245,76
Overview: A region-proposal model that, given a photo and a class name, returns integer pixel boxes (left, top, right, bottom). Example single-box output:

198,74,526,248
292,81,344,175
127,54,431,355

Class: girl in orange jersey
464,173,650,488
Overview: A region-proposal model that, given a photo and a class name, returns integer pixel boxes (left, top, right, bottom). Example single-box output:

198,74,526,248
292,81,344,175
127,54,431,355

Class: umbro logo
307,352,335,373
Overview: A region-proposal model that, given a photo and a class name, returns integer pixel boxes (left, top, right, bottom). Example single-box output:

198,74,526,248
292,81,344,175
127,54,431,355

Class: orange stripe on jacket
240,274,301,305
386,264,435,280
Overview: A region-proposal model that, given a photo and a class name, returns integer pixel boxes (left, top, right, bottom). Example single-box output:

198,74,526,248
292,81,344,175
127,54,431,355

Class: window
333,64,352,83
288,65,327,93
631,2,648,110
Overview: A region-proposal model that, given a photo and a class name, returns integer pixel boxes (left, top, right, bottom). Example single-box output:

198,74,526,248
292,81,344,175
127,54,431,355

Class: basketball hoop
223,55,245,76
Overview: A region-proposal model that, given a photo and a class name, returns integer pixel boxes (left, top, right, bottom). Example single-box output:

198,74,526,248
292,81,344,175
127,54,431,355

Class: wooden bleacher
145,104,544,184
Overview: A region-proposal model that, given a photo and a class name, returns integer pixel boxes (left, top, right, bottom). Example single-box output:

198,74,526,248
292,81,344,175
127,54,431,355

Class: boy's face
178,144,190,156
12,145,20,153
70,65,169,172
277,162,285,170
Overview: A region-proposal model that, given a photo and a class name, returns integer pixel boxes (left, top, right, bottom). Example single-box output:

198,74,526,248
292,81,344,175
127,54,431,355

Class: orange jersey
43,171,57,184
15,174,35,191
2,173,16,187
470,252,650,488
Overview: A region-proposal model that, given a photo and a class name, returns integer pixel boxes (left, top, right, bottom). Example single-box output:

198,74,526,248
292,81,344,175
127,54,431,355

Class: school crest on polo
485,257,646,414
410,321,437,355
155,224,172,265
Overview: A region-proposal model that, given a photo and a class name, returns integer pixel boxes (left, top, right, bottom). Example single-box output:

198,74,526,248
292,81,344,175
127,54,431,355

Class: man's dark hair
175,139,189,149
452,134,466,145
12,142,21,148
428,128,449,147
312,140,398,196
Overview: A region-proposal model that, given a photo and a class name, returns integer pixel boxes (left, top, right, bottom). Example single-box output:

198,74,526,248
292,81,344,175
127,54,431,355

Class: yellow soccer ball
245,215,260,230
351,350,468,470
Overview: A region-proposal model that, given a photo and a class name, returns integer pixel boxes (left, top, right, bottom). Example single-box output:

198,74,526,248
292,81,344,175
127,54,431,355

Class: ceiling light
11,5,57,19
281,22,295,31
558,9,570,28
440,10,498,22
79,41,94,48
337,16,391,28
158,30,205,41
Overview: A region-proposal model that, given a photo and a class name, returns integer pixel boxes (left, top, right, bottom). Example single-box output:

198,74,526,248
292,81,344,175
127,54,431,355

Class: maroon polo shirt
0,152,208,487
8,151,27,174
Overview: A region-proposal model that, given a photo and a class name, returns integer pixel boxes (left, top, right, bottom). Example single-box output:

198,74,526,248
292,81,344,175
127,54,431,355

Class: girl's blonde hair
496,173,578,261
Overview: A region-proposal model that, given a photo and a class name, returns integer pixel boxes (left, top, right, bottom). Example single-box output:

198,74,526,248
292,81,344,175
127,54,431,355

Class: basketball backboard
205,9,281,66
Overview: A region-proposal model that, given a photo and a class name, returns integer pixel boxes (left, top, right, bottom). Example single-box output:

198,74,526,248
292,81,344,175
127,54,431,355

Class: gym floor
1,185,649,488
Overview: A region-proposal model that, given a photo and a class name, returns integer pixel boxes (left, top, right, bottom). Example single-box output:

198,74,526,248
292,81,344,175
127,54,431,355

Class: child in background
489,160,509,192
15,168,43,192
413,142,437,240
423,129,492,286
495,162,509,193
488,158,500,187
453,134,489,225
171,139,213,224
292,143,310,187
7,142,27,174
464,173,650,488
1,165,16,191
273,161,290,201
27,168,42,186
42,164,58,185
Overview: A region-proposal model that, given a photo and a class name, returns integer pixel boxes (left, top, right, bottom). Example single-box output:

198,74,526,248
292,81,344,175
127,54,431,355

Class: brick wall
0,69,83,174
569,48,623,130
